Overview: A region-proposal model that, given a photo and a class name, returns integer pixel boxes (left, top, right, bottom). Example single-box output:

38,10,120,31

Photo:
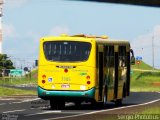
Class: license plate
61,84,70,89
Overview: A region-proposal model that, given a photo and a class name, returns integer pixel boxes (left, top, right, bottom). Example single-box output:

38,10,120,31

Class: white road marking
83,99,160,115
65,103,74,107
0,98,16,100
25,111,62,116
21,98,41,102
3,109,26,113
10,98,41,104
0,97,40,105
0,103,6,105
12,101,26,104
63,111,86,114
42,98,160,120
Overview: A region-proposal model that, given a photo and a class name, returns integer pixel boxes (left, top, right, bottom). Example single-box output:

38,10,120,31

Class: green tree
0,54,15,73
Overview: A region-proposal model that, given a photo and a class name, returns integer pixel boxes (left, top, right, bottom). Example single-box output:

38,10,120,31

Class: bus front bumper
37,86,95,99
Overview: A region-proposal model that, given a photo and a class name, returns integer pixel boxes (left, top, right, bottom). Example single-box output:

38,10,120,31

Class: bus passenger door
114,45,119,99
118,46,127,99
104,46,115,101
98,45,104,101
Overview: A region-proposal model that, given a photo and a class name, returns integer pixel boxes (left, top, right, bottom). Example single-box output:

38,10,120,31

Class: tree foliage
0,54,15,72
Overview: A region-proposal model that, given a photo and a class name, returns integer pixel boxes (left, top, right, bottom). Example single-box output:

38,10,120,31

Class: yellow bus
37,34,135,109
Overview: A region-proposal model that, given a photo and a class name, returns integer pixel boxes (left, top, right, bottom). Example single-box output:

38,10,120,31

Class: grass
0,86,36,96
0,69,37,96
131,62,160,92
0,69,37,85
131,61,153,70
141,107,160,114
0,77,37,85
131,61,160,92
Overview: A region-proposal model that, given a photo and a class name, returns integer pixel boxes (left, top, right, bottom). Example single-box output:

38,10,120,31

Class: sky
2,0,160,69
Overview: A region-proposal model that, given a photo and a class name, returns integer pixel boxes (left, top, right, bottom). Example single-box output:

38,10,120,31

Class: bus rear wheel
75,101,81,107
50,99,65,110
123,84,126,97
115,99,122,106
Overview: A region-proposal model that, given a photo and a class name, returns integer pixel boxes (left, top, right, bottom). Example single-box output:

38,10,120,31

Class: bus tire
123,84,126,97
50,99,57,110
115,99,122,106
75,101,81,107
91,100,98,107
50,99,65,110
57,101,65,110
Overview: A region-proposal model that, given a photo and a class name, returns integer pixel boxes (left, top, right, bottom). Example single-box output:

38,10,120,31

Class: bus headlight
80,85,86,90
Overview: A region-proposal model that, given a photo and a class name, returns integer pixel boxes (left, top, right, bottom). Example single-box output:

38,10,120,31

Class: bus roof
95,38,130,46
41,34,130,46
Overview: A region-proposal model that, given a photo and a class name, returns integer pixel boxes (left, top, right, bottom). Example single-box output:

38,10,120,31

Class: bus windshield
43,41,91,62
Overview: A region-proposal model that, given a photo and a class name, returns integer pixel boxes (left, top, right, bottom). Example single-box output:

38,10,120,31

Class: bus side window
105,46,114,67
105,46,109,67
109,46,114,67
119,46,126,67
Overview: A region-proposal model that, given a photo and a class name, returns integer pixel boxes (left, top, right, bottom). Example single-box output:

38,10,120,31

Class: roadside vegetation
131,61,160,92
0,69,37,85
131,61,153,70
0,86,36,96
0,69,37,96
141,106,160,114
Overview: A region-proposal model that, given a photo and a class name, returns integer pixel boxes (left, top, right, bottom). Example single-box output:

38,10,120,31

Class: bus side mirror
131,56,135,65
130,49,135,65
35,60,38,67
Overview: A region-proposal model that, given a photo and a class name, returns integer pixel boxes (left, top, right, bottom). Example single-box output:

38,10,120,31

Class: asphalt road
0,92,160,120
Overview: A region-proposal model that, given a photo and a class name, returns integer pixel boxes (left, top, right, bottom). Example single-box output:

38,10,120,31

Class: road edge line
3,109,26,114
